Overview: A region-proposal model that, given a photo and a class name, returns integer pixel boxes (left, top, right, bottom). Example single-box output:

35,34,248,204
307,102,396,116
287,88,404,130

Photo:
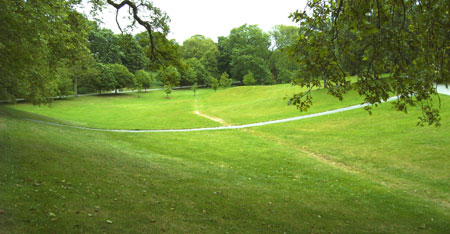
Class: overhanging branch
106,0,159,62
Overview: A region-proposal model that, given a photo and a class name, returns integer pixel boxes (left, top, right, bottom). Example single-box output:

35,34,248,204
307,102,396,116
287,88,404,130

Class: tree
88,26,122,64
92,63,117,94
135,31,182,71
135,70,153,92
270,25,299,50
117,34,149,73
54,67,74,99
227,24,272,84
201,49,219,78
185,58,208,85
181,35,220,77
219,72,232,88
179,61,197,86
105,64,135,94
289,0,449,126
209,76,219,92
96,0,170,62
217,36,232,76
0,1,90,104
164,84,172,98
243,71,256,85
192,83,198,97
269,25,301,83
0,0,170,104
161,65,181,87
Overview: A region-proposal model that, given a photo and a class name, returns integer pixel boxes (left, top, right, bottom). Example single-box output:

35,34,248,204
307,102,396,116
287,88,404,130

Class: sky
89,0,308,44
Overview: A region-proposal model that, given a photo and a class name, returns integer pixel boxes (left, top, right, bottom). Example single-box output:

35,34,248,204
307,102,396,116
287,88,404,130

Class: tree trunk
74,76,78,97
323,76,328,89
115,89,118,94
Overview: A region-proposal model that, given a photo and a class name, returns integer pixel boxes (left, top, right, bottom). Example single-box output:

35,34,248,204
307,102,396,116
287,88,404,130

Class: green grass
8,84,364,129
199,84,363,124
10,89,220,130
1,85,449,233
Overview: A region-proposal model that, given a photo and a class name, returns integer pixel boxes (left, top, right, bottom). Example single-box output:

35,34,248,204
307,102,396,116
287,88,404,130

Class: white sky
88,0,308,44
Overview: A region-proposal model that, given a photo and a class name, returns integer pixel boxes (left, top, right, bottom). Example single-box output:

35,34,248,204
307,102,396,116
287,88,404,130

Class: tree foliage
161,65,181,87
243,71,256,85
88,26,122,64
269,25,300,83
192,82,198,97
289,0,450,126
228,25,272,84
90,0,170,62
209,76,219,92
219,72,233,88
135,69,153,91
0,1,90,103
181,35,220,79
271,25,299,50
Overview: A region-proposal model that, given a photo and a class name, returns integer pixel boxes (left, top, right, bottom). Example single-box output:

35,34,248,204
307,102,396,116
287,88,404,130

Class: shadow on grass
0,105,70,125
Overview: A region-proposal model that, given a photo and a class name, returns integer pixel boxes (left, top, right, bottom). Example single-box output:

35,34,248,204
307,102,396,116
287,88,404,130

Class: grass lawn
0,85,449,233
8,84,364,129
10,89,220,130
199,84,364,125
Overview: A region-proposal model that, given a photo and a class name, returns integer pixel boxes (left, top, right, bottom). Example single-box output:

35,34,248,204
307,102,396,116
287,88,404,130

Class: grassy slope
8,84,364,129
1,87,449,233
199,85,364,125
10,89,220,130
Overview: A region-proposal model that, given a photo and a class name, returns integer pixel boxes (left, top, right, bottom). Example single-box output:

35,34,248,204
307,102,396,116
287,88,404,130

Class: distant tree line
1,0,301,101
73,22,302,97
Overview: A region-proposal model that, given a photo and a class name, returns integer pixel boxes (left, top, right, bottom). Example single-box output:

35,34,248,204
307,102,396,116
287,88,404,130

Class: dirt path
194,111,229,126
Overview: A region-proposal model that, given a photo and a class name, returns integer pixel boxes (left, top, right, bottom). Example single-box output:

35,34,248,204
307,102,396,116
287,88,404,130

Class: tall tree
117,34,149,73
269,25,301,83
0,0,170,104
185,58,208,86
289,0,449,126
271,25,299,50
181,35,219,77
217,36,232,76
0,1,89,103
88,26,122,64
135,31,183,71
228,24,272,84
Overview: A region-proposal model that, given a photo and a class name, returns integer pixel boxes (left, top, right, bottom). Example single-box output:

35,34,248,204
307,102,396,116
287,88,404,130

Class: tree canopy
228,24,272,84
0,0,170,103
289,0,449,126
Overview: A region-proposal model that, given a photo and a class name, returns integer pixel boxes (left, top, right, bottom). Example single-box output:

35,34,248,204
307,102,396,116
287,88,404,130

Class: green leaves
228,25,272,84
243,71,256,85
219,72,232,88
289,0,449,126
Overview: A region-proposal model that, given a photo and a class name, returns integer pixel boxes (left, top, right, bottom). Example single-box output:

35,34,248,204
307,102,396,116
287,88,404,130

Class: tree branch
106,0,160,62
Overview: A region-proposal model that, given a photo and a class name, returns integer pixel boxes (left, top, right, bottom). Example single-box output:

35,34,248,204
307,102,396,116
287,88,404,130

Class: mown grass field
1,85,449,233
9,84,364,129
